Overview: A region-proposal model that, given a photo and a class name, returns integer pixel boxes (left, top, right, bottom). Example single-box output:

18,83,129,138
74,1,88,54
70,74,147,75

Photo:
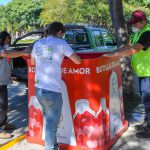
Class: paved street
111,103,150,150
0,81,28,147
0,81,150,150
8,140,44,150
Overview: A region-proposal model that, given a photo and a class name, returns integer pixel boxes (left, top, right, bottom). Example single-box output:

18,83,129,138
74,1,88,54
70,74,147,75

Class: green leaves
0,0,45,33
123,1,150,23
0,0,149,35
40,0,111,27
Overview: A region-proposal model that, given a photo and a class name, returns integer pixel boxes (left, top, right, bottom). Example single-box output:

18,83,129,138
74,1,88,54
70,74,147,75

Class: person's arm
0,47,32,58
30,43,37,65
0,50,25,58
103,31,150,58
0,42,34,58
23,43,34,56
68,52,81,64
63,41,81,64
103,43,144,57
31,56,36,65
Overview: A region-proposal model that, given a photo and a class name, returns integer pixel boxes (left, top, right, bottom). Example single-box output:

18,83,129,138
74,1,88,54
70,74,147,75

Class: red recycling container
26,53,128,150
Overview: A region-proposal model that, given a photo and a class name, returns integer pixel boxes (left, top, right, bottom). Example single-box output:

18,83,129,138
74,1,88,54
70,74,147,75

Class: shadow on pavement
0,81,28,145
111,93,150,150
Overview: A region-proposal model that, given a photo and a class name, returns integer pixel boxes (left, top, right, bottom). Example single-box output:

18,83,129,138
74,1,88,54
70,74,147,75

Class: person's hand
22,48,31,56
0,50,7,57
102,53,114,57
23,52,30,56
22,51,30,56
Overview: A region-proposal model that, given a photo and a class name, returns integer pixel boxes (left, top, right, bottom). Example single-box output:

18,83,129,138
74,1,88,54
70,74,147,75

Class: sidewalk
0,81,28,148
111,99,150,150
0,82,150,150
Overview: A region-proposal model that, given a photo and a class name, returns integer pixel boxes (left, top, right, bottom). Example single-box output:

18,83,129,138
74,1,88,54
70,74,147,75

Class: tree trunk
108,0,134,96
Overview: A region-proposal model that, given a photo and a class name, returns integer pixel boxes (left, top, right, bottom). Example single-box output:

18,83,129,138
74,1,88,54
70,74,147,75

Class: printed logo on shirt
36,46,54,63
36,79,40,84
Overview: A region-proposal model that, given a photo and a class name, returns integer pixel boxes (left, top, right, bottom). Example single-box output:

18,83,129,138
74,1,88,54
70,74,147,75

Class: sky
0,0,12,5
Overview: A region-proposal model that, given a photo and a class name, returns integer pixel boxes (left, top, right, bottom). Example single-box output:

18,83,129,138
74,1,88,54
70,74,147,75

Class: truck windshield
64,31,90,45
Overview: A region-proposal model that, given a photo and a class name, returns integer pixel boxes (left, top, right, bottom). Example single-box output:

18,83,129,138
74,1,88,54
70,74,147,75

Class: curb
0,134,25,150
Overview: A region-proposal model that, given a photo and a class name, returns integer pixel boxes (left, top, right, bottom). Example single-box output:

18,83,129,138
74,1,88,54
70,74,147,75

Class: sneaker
1,123,15,130
0,132,12,139
136,126,150,138
134,120,147,130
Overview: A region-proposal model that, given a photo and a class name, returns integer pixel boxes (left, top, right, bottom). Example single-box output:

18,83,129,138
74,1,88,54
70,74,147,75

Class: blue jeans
139,77,150,127
36,87,63,150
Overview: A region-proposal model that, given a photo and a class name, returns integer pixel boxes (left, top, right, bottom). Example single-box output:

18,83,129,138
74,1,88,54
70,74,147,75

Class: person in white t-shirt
31,22,81,150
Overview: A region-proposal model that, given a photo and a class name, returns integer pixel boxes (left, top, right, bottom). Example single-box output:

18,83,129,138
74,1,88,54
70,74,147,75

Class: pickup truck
10,24,117,83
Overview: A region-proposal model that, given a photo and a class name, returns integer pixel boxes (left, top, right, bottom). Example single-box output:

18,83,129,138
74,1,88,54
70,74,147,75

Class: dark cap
128,10,147,25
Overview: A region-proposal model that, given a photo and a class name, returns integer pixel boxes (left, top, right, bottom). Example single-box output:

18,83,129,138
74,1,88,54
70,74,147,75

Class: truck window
101,31,116,46
67,33,89,45
93,30,104,46
64,31,74,40
16,34,43,45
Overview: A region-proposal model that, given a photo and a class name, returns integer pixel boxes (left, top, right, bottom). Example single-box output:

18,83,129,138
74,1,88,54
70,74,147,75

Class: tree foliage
123,0,150,21
0,0,149,35
0,0,45,34
40,0,111,27
40,0,150,28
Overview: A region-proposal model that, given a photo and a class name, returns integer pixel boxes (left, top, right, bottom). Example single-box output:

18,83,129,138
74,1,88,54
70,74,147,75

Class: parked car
10,31,44,82
10,24,117,83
